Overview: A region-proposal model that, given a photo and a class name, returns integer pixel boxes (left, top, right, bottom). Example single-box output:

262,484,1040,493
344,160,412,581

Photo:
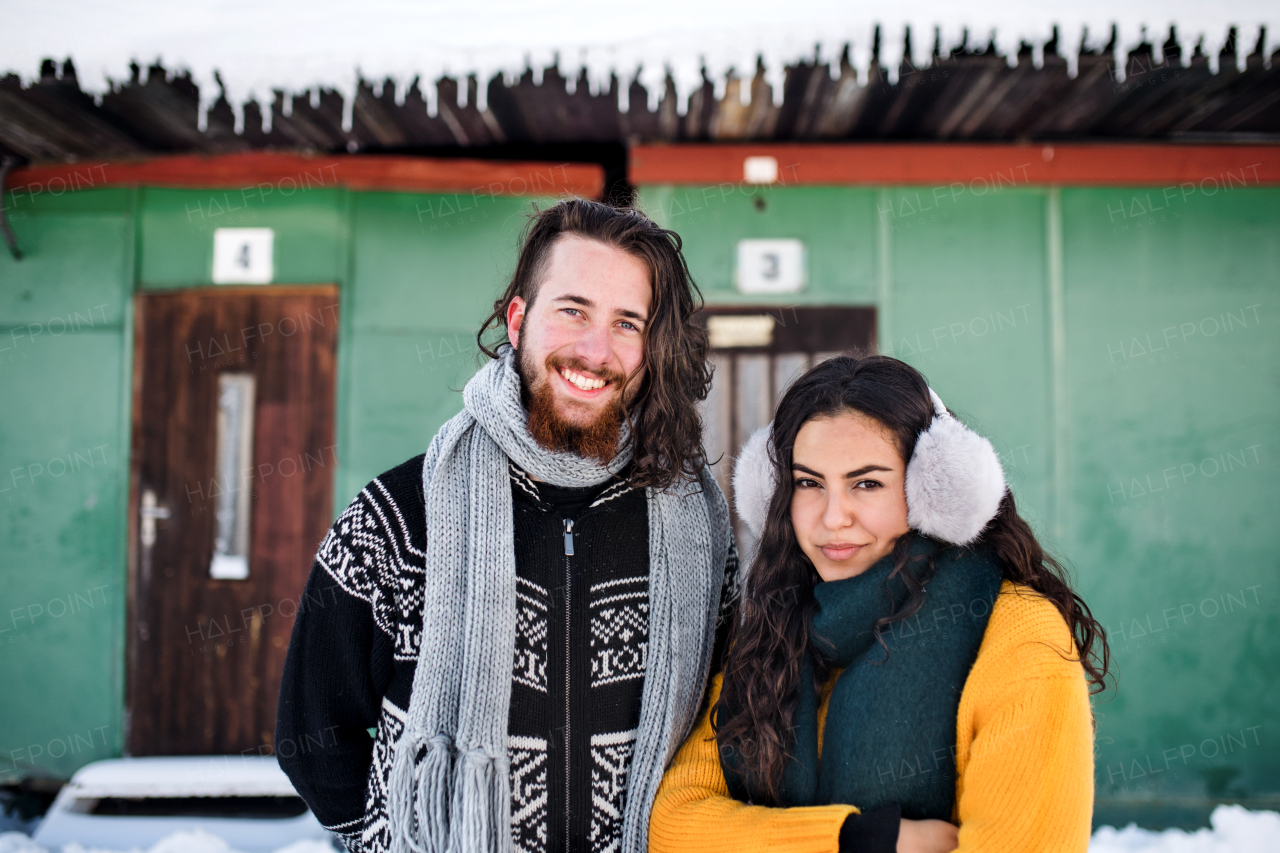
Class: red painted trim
630,144,1280,186
8,152,605,197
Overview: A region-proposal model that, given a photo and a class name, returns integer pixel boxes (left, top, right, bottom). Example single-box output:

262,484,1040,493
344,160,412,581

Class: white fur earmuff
731,389,1006,546
732,425,776,538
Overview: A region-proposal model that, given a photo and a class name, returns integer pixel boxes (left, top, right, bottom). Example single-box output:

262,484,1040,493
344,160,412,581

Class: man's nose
571,321,612,367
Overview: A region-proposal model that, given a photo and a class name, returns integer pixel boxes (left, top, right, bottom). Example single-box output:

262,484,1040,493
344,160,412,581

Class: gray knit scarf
388,346,731,853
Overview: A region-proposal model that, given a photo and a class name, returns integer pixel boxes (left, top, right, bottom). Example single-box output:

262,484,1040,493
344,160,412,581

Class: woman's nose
822,492,855,531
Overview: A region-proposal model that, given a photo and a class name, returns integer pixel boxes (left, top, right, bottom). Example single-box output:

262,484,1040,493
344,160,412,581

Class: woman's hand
897,818,958,853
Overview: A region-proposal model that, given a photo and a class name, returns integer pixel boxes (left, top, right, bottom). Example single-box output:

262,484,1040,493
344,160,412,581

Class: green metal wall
0,184,531,785
2,177,1276,828
639,180,1280,824
1,188,134,780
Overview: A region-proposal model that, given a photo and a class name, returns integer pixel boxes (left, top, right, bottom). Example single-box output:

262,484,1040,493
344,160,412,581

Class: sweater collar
508,460,636,510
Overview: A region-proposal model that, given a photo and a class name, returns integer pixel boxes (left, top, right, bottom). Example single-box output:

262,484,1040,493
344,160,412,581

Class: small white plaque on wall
213,228,274,284
735,239,806,294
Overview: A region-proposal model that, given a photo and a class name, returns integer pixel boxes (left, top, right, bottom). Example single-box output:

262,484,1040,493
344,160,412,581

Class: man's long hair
477,198,713,490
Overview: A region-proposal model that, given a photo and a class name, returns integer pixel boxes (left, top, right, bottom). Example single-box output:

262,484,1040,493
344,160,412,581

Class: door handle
140,488,171,548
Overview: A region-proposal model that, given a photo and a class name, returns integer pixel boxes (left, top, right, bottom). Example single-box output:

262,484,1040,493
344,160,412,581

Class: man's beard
520,350,628,464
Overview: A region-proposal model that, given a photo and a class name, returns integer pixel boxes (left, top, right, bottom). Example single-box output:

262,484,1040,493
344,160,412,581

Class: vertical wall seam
1046,187,1068,543
117,186,141,754
876,188,893,351
334,187,357,515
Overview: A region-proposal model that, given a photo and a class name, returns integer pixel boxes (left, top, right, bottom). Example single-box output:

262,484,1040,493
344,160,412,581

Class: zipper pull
563,519,575,556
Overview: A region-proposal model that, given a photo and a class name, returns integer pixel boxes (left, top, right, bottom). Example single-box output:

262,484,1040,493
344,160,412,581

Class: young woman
649,355,1109,853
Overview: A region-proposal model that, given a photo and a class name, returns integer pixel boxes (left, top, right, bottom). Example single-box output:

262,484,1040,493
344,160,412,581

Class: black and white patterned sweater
276,453,739,853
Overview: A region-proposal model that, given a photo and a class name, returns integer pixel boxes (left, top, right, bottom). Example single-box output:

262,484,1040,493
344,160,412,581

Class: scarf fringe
446,747,509,853
389,732,454,853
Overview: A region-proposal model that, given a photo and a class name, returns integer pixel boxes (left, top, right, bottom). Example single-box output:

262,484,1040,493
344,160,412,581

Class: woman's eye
853,479,883,490
793,478,820,489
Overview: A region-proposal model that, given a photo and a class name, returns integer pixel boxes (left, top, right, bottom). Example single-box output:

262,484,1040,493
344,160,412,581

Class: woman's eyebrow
791,463,892,478
843,465,893,478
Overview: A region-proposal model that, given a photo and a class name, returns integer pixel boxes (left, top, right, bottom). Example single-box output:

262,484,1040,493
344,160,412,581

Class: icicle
1032,40,1045,69
617,71,631,114
882,24,905,85
851,37,872,87
738,72,752,106
341,77,357,132
565,71,577,95
394,78,408,106
1180,35,1196,70
456,75,468,108
1112,25,1127,83
712,71,727,101
281,91,293,118
1063,23,1083,78
309,88,321,109
765,58,785,108
261,94,273,134
909,23,931,70
232,99,245,135
994,30,1019,69
425,79,439,118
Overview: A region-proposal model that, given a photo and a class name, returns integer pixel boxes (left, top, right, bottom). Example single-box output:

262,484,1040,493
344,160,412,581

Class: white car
31,756,334,852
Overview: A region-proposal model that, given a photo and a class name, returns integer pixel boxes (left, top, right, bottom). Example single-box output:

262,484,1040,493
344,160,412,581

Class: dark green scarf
720,534,1002,820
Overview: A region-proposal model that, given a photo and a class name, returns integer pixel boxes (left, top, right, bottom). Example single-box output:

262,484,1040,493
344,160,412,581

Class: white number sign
213,228,274,284
735,239,806,294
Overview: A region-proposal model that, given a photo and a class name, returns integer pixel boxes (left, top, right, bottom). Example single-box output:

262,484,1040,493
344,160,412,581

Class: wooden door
127,287,338,755
700,306,876,554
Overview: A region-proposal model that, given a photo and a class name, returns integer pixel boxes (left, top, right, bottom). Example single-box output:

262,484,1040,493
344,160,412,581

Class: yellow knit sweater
649,581,1095,853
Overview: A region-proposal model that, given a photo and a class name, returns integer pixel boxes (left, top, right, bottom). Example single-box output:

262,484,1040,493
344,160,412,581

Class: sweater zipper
562,517,574,853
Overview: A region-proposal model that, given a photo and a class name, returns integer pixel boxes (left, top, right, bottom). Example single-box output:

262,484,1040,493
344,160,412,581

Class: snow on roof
7,0,1279,134
62,757,300,799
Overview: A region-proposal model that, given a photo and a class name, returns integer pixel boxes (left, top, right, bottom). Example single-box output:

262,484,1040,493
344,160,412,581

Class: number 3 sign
213,228,275,284
735,239,806,294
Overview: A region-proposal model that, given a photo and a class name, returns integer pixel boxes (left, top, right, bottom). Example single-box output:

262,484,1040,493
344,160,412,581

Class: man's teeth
560,367,607,391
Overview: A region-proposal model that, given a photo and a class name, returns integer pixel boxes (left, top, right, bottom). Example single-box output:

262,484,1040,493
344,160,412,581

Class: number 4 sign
735,239,806,294
213,228,275,284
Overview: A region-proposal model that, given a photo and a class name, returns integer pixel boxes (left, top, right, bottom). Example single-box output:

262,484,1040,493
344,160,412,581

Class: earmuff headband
732,388,1006,547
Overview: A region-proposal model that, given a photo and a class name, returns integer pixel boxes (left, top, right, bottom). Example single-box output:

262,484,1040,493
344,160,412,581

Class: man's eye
563,308,581,317
619,321,639,332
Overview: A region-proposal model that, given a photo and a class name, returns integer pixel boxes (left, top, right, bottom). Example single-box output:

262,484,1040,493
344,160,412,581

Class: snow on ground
0,828,332,853
1091,805,1280,853
0,806,1277,853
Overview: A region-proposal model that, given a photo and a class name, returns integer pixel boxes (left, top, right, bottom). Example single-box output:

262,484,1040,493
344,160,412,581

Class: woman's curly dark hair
477,198,713,490
712,353,1111,804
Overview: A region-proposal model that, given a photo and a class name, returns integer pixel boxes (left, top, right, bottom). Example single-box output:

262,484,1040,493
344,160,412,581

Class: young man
277,200,739,853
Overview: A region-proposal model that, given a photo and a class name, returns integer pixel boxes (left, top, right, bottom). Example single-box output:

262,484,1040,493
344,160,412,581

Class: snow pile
5,0,1279,133
1090,805,1280,853
0,806,1277,852
0,829,332,853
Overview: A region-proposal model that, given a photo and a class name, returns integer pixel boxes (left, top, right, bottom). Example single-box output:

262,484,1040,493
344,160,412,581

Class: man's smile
558,365,610,394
